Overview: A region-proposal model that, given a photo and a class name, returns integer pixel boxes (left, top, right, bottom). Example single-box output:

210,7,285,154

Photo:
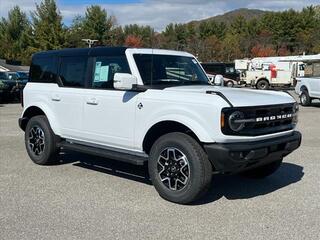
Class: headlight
228,111,245,132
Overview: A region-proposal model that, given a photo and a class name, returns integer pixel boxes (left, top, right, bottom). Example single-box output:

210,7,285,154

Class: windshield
133,54,209,86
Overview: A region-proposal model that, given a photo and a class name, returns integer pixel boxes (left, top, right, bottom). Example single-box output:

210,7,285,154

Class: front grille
222,103,296,136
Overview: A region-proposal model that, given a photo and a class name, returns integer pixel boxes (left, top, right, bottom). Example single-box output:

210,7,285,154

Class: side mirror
114,73,137,90
214,75,224,86
206,74,215,85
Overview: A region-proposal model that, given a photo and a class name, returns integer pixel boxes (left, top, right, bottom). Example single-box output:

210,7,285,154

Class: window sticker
94,62,102,81
192,59,197,64
100,65,109,81
94,62,109,82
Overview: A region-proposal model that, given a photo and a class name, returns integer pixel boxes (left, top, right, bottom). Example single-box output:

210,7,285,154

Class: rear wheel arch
21,106,58,133
20,106,46,131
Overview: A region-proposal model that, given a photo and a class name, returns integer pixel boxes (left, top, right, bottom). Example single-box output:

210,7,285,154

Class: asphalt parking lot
0,97,319,240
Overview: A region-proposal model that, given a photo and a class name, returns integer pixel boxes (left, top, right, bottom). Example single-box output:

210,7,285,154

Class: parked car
201,62,240,87
206,73,238,87
0,79,10,102
0,71,27,101
19,47,301,204
16,71,29,82
0,72,18,100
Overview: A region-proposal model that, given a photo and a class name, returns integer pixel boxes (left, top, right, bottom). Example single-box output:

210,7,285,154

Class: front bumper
204,131,301,174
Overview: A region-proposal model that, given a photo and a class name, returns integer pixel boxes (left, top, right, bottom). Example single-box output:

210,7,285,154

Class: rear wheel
25,115,59,165
241,159,282,179
256,79,269,90
148,132,212,204
300,90,311,106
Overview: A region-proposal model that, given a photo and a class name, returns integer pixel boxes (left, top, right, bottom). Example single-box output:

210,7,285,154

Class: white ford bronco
19,47,301,204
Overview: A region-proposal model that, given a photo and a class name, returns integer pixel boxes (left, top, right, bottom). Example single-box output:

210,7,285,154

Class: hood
163,85,295,107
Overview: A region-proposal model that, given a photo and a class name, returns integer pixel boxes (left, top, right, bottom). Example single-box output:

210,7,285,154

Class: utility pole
82,39,98,48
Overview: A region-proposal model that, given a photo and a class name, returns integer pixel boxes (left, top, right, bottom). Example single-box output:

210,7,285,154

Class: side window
299,64,305,71
313,63,320,77
59,57,87,87
91,56,130,89
225,66,235,74
202,65,224,75
30,57,57,83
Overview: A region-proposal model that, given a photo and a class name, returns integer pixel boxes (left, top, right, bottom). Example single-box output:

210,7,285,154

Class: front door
311,77,320,98
81,55,138,150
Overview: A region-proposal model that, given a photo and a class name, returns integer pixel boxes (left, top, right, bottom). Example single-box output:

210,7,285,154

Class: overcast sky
0,0,319,30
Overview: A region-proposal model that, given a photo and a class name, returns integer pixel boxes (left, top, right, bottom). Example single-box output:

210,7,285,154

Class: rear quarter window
30,56,58,83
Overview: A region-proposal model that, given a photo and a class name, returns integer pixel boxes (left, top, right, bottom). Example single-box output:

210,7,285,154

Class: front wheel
148,132,212,204
300,91,311,106
241,159,282,179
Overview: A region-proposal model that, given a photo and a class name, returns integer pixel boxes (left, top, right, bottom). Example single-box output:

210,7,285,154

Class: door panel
82,90,138,149
51,56,88,139
314,78,320,97
51,88,86,139
81,55,137,150
309,78,320,98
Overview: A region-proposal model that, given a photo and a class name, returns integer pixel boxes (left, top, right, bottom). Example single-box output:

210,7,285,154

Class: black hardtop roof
33,46,128,58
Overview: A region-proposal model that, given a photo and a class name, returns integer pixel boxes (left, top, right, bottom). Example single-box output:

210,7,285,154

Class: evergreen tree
31,0,65,51
82,5,114,45
0,6,30,61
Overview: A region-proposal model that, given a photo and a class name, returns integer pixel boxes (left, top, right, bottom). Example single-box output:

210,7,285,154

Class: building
0,59,29,72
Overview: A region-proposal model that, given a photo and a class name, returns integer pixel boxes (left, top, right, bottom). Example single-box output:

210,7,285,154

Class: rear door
81,55,139,150
51,56,89,139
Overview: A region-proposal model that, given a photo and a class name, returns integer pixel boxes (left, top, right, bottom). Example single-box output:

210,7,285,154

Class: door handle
86,98,98,105
51,94,61,102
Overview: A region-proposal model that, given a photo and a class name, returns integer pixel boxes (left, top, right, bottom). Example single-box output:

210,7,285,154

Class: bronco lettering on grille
256,113,293,122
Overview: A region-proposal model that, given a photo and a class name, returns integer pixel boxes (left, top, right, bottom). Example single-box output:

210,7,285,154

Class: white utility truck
235,55,320,90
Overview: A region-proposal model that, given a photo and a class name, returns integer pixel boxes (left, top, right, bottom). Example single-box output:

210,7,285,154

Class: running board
58,141,148,165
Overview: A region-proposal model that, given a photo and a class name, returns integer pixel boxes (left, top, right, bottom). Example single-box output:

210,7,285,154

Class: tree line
0,0,319,65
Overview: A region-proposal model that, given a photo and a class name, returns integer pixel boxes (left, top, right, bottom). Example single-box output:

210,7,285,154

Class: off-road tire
148,132,212,204
25,115,59,165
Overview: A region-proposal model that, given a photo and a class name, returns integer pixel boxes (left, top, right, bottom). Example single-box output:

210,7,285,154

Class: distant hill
190,8,269,25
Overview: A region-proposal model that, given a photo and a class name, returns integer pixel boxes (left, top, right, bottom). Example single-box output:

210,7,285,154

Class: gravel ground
0,96,319,240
